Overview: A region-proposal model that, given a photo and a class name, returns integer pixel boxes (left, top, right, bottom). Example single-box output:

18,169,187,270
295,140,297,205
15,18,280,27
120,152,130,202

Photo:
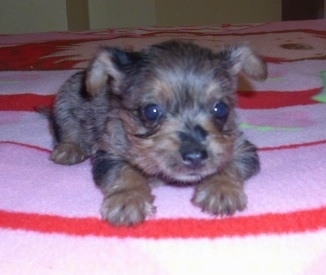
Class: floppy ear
219,44,267,81
86,47,135,96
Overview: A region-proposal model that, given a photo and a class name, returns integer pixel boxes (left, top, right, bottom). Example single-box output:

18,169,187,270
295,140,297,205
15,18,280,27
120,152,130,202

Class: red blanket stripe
237,88,320,109
0,88,321,111
0,40,86,71
258,140,326,151
0,207,325,239
0,141,51,153
0,29,324,70
0,94,54,111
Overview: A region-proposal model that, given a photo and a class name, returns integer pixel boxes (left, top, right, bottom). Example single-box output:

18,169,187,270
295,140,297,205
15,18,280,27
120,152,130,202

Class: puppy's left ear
219,44,267,81
86,47,137,96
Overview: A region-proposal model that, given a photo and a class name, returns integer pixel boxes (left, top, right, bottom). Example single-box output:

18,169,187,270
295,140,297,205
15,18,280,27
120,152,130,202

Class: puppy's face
87,41,267,183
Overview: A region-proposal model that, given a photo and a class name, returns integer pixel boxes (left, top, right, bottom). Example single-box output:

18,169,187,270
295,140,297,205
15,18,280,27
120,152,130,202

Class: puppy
51,40,267,226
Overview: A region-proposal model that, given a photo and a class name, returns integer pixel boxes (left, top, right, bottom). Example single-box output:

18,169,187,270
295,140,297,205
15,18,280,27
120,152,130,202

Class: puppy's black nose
178,126,208,169
181,149,208,169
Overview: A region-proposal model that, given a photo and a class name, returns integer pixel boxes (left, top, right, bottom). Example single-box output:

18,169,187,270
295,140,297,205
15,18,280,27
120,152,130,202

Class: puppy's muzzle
178,125,208,169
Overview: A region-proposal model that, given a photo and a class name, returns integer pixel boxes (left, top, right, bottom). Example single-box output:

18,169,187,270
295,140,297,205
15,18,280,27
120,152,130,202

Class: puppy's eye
143,104,162,122
212,101,229,121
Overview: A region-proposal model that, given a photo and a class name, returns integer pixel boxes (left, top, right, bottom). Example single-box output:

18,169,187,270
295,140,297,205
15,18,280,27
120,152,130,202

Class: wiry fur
51,40,267,226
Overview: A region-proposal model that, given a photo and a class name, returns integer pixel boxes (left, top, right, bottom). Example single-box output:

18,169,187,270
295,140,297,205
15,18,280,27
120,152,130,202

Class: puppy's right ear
218,44,267,81
86,47,135,96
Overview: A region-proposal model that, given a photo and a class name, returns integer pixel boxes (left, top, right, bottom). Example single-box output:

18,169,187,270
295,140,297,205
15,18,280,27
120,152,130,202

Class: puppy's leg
92,151,155,226
192,163,247,216
51,142,87,165
50,116,89,165
192,139,259,216
50,72,90,165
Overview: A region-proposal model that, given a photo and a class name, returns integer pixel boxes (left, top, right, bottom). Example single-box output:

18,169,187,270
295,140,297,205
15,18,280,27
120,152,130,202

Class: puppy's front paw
51,143,87,165
101,189,156,226
192,179,247,216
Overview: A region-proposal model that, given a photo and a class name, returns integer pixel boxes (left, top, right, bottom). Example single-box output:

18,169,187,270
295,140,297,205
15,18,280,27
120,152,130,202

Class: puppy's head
87,40,267,183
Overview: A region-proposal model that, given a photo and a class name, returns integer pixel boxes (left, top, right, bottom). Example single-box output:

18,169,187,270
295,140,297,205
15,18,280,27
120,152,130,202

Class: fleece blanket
0,19,326,275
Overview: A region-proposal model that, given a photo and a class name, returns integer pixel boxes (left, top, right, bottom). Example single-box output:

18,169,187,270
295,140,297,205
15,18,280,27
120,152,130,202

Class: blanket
0,19,326,275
